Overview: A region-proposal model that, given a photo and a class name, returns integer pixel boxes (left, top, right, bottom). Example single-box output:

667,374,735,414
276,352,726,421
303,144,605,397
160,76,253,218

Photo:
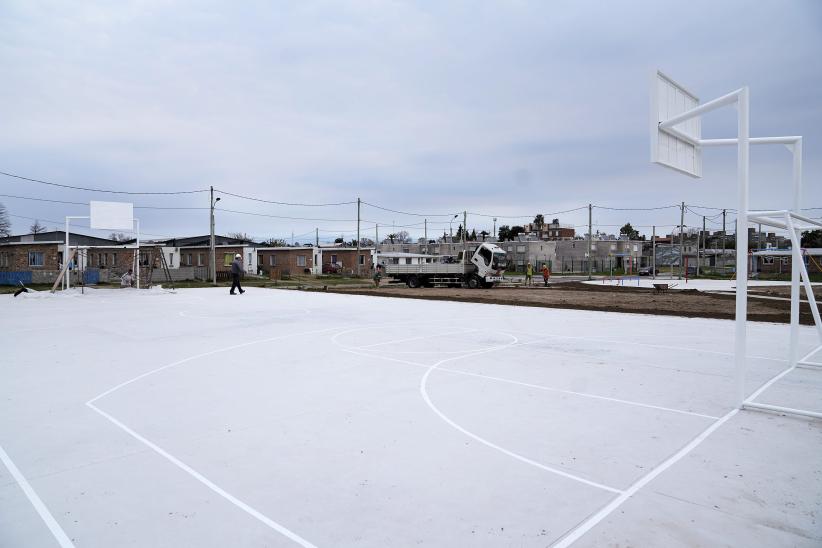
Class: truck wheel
407,275,421,288
467,275,480,289
482,281,495,289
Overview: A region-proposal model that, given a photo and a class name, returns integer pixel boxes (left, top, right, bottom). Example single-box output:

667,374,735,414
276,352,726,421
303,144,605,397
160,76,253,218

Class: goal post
650,70,820,418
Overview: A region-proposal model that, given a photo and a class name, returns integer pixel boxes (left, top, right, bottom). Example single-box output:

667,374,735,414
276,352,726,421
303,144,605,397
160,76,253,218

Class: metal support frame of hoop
653,71,821,420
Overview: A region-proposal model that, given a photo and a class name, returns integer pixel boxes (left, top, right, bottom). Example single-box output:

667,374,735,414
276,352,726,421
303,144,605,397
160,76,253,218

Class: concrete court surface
1,286,820,547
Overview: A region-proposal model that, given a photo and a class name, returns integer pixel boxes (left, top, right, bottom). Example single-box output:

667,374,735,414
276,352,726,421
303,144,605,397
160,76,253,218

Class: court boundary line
0,443,75,548
335,329,623,494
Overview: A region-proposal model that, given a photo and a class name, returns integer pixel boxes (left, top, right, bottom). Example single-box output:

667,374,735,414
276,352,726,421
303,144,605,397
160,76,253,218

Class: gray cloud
0,0,819,240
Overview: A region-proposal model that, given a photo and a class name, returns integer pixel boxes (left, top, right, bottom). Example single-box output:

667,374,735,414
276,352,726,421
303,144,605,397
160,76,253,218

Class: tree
395,230,410,243
533,214,545,228
359,237,375,247
802,230,822,248
227,232,252,242
0,202,10,237
469,229,477,241
479,230,489,241
498,225,511,241
29,220,47,234
455,224,464,241
334,237,345,244
509,225,525,239
262,238,287,247
108,232,127,242
387,234,396,244
620,222,640,240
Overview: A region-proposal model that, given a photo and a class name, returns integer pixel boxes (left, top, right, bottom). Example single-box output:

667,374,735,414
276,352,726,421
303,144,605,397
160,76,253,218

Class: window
0,252,9,267
297,255,306,267
781,257,789,265
187,254,193,266
404,258,412,264
516,245,525,253
198,253,204,266
101,253,107,267
762,256,774,265
112,253,117,266
224,253,233,266
248,252,252,265
610,244,617,251
633,245,638,252
269,255,277,266
591,244,597,251
359,254,365,265
331,254,338,263
28,251,45,267
168,253,174,267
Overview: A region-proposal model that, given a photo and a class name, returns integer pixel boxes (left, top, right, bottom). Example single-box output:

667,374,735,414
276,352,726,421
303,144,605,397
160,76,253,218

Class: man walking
525,262,533,286
230,253,245,295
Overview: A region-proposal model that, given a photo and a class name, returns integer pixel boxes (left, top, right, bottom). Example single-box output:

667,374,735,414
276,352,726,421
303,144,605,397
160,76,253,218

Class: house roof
0,231,118,246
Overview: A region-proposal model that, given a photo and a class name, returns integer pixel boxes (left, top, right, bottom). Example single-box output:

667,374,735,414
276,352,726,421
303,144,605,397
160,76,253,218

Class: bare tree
395,230,410,243
227,232,253,242
0,202,10,237
109,232,127,242
262,237,287,247
29,220,47,234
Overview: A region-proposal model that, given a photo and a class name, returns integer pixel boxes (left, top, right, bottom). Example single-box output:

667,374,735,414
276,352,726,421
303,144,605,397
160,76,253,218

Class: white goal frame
651,70,822,420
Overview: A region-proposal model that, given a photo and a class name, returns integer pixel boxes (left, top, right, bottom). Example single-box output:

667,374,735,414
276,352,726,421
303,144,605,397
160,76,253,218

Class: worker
541,263,551,286
120,269,135,288
373,264,383,287
230,254,245,295
525,262,533,286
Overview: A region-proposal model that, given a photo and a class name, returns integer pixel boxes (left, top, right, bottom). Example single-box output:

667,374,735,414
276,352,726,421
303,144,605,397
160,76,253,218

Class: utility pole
587,204,592,280
375,224,379,246
652,225,656,280
315,228,319,247
424,218,427,244
722,209,727,276
758,223,762,250
463,210,467,260
356,197,361,277
679,201,685,280
701,215,706,277
210,186,220,286
493,217,497,240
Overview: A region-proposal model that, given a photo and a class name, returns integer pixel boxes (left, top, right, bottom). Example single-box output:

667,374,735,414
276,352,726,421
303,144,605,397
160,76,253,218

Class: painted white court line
85,325,353,547
435,368,720,421
351,328,477,350
85,402,317,548
344,347,718,421
0,443,75,548
418,339,624,495
551,356,808,548
337,329,623,494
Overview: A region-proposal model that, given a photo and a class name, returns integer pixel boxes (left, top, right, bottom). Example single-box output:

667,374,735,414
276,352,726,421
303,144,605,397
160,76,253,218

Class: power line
593,204,680,211
215,189,357,207
361,201,458,218
0,170,208,195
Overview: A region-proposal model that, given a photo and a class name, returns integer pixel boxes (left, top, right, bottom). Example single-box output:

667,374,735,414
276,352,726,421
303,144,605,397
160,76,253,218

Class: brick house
257,246,374,278
257,247,316,279
752,248,822,275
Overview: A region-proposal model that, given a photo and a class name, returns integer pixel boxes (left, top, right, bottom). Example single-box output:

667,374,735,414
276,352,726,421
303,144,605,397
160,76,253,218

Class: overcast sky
1,0,820,243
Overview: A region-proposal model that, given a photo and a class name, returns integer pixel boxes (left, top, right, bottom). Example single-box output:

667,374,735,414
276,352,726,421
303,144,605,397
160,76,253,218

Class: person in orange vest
541,263,551,286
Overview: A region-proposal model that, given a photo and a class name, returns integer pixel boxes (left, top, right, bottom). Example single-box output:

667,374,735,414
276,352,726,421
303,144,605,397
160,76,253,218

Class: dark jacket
231,259,243,275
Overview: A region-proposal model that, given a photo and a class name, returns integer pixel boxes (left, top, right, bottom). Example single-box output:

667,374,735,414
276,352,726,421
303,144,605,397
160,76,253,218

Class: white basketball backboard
651,70,702,178
90,201,134,230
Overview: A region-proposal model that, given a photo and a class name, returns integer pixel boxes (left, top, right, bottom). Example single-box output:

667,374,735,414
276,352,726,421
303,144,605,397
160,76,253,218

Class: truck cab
467,242,507,288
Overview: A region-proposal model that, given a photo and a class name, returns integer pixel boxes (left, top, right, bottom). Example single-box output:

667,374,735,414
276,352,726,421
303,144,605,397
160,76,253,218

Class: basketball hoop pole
134,218,141,289
65,216,90,290
656,85,750,408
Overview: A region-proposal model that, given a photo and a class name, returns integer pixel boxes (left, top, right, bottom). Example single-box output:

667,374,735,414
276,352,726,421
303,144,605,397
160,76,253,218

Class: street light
449,214,459,240
210,188,221,286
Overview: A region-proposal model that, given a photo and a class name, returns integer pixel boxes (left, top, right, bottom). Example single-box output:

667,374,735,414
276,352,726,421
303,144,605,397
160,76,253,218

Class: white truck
382,242,508,289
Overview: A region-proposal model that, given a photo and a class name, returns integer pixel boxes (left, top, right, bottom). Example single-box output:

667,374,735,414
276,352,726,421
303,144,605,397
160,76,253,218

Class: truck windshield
491,252,507,269
478,246,493,265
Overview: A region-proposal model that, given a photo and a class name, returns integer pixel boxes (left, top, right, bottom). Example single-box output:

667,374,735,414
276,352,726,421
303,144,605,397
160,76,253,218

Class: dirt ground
326,281,814,325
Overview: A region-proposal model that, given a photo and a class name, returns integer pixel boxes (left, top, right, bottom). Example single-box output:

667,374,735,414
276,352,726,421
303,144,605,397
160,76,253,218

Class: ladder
137,247,175,290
